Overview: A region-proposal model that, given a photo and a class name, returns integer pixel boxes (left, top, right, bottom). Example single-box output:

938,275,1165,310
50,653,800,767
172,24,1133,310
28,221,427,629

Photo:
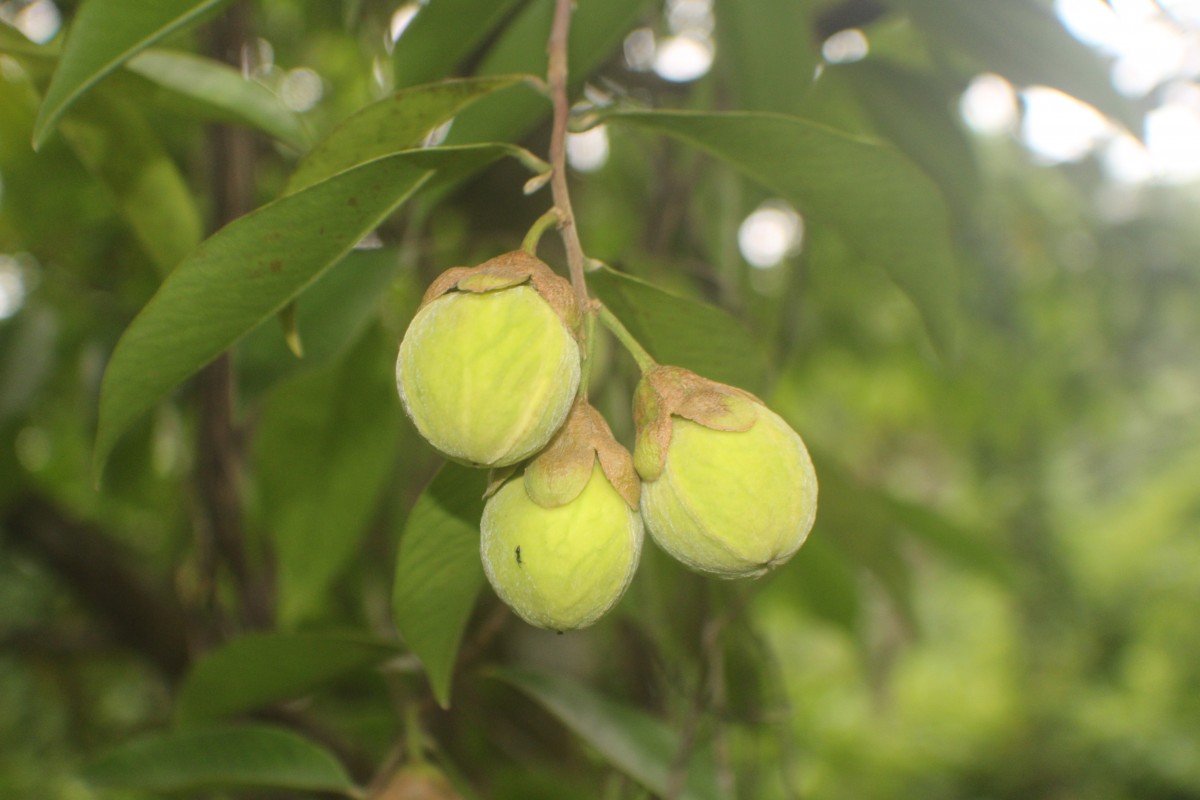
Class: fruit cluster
396,251,818,631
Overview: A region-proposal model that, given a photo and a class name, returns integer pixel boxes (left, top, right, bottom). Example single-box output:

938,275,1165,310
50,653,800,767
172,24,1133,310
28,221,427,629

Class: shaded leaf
589,265,767,392
492,667,724,800
606,110,959,357
895,0,1141,132
392,463,489,709
125,48,311,150
257,331,402,626
176,633,398,724
834,59,982,213
759,534,861,633
95,143,532,476
237,247,413,396
717,0,819,114
83,724,357,794
287,74,531,194
445,0,649,147
33,0,230,147
58,87,202,275
392,0,526,89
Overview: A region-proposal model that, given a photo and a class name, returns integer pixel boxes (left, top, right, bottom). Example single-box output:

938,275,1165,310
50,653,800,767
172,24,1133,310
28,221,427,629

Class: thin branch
2,494,191,680
198,3,273,630
547,0,590,313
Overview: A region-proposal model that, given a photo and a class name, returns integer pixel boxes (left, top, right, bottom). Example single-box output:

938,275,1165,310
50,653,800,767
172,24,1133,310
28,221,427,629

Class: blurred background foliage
1,0,1200,798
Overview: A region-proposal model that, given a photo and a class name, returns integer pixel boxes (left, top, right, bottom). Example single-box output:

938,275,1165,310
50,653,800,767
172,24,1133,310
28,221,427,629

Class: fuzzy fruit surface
396,286,580,467
482,463,643,631
641,405,817,578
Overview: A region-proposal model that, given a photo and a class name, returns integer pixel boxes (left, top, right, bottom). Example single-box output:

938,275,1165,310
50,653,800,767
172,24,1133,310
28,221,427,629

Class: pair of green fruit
396,252,818,632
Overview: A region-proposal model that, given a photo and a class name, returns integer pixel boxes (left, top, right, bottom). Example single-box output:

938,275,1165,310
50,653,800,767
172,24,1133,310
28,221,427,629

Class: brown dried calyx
632,365,761,481
417,249,581,335
493,399,640,510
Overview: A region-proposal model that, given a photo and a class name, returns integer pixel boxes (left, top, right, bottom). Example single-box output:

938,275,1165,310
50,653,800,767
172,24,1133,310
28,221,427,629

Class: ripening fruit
396,253,581,468
634,366,817,579
481,462,643,631
481,401,643,631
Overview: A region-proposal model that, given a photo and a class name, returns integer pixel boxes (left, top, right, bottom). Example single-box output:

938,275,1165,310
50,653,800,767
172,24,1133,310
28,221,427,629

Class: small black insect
515,545,522,565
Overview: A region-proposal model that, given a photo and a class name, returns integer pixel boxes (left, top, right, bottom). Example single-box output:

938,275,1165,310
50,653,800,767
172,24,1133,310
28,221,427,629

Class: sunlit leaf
589,265,767,392
176,633,398,724
94,143,536,477
492,667,724,800
83,724,357,794
392,463,489,709
32,0,229,148
606,110,959,358
126,48,311,150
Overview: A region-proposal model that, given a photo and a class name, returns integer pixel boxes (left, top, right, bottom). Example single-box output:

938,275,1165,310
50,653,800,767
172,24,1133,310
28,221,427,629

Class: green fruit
396,264,580,468
635,368,817,578
481,462,643,631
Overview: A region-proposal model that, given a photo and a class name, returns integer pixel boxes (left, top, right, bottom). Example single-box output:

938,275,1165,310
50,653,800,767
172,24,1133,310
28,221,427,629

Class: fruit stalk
547,0,589,313
598,302,657,373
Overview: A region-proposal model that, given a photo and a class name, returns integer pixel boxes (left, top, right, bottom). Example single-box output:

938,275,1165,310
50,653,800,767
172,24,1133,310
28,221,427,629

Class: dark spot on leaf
269,259,283,273
266,231,282,242
348,196,359,207
515,545,522,565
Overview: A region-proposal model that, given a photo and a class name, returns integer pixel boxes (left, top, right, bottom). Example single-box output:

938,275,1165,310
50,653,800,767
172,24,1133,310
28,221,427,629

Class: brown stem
198,3,273,630
547,0,589,313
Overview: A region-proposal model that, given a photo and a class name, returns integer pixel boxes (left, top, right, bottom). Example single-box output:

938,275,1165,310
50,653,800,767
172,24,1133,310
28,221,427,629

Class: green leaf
257,332,401,626
588,265,767,392
58,87,202,275
125,48,312,150
392,0,526,89
94,143,530,477
445,0,649,147
176,633,399,724
834,59,982,214
237,247,414,396
287,74,530,194
0,21,59,59
759,534,861,633
392,463,489,709
605,110,959,358
32,0,230,148
82,724,357,794
717,0,818,114
894,0,1141,132
492,668,724,800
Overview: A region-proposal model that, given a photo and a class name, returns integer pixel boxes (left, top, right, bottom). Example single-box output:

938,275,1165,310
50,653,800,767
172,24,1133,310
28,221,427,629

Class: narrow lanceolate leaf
82,724,357,794
393,463,489,709
32,0,230,148
59,88,202,275
588,266,767,392
176,632,399,724
605,110,959,359
257,333,401,626
492,668,724,800
95,144,530,477
126,49,312,150
392,0,526,89
287,75,531,194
